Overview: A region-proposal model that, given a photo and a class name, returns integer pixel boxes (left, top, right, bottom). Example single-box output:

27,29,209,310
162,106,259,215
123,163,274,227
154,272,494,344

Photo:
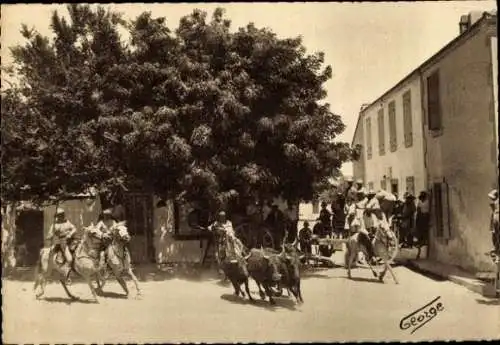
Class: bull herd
222,241,304,306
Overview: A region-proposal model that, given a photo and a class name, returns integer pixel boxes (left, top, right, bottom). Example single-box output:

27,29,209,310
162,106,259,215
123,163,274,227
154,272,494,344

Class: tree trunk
2,202,18,271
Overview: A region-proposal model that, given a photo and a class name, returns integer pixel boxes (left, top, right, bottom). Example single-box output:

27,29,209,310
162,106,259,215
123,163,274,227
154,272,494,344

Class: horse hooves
372,271,378,278
259,292,266,299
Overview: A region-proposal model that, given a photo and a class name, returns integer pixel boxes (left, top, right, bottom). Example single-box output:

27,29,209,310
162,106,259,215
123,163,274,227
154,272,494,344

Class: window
312,200,319,214
174,201,211,239
403,91,413,147
366,117,372,160
377,108,385,155
427,71,442,131
388,101,397,152
405,176,415,196
380,179,387,191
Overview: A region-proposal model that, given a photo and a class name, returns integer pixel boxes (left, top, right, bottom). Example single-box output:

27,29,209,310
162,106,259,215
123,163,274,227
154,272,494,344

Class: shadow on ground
220,293,299,311
2,264,222,283
475,298,500,306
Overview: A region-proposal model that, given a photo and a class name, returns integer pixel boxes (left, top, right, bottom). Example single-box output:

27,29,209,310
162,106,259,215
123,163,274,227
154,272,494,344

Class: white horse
344,209,399,284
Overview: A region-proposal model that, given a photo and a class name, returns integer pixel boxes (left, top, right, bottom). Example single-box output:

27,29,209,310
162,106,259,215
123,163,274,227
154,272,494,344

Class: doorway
123,193,155,263
15,210,44,266
391,179,399,195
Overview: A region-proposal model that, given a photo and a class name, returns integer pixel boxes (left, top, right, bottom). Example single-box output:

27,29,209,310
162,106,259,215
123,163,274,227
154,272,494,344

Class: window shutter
388,101,397,152
366,118,372,159
378,109,385,155
427,72,442,131
403,91,413,147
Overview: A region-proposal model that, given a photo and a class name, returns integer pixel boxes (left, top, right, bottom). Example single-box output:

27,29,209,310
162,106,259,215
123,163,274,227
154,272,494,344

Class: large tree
2,4,355,212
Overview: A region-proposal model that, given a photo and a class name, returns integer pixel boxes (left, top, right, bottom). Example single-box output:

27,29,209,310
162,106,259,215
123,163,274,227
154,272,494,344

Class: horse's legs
86,278,100,303
60,279,78,300
378,264,388,282
386,262,399,284
127,268,142,297
116,276,129,296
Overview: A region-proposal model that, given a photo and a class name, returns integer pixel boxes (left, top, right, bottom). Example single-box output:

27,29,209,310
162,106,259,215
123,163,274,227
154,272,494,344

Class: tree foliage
2,4,356,210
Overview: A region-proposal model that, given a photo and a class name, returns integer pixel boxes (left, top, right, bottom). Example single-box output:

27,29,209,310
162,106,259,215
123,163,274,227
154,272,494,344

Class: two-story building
351,11,498,273
353,67,427,197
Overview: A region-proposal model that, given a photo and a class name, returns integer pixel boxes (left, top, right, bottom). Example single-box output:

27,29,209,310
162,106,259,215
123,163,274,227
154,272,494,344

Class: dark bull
245,248,283,305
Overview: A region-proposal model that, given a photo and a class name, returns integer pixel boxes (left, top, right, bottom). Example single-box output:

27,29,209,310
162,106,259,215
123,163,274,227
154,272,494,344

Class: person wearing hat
415,191,430,246
298,220,313,257
348,188,378,265
488,189,499,256
319,201,332,229
208,210,245,263
96,208,117,235
46,208,77,284
95,208,119,269
401,193,417,248
364,189,383,233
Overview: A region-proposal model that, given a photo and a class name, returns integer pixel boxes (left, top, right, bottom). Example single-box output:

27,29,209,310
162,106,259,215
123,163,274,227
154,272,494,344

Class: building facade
352,11,498,273
351,106,366,183
421,13,498,272
355,74,426,197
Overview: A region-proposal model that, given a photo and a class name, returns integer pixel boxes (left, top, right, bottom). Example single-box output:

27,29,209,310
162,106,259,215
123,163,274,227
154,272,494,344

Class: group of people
46,207,123,285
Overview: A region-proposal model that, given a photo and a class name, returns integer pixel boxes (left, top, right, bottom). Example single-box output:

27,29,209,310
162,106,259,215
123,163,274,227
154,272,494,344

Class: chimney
459,11,485,34
360,103,370,112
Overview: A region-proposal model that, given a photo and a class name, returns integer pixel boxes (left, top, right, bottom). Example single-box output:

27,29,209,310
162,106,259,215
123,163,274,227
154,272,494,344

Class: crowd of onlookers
294,178,432,257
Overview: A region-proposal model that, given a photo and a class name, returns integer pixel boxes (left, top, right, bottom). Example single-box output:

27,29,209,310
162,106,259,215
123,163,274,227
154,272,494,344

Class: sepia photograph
1,1,499,343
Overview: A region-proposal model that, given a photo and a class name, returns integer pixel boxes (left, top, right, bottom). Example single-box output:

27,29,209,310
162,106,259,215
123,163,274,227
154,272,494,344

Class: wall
153,199,208,264
362,75,426,196
43,198,102,246
153,196,292,263
422,21,498,272
352,117,365,182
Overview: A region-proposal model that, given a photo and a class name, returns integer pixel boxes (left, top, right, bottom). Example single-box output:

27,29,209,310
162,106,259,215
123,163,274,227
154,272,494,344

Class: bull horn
244,253,251,260
291,237,298,247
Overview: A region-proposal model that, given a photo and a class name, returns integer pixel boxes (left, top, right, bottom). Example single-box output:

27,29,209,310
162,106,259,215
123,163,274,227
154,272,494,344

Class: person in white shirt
208,211,245,264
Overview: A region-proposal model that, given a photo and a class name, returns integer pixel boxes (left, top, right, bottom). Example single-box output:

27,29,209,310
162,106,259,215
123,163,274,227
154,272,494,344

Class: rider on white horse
347,188,378,265
46,208,77,284
95,209,117,269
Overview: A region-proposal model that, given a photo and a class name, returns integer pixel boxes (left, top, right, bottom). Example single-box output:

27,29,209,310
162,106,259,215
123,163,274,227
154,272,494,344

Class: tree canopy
1,4,356,210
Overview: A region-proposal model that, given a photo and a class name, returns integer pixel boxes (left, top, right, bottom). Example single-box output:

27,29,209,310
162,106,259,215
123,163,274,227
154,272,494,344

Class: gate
124,193,155,263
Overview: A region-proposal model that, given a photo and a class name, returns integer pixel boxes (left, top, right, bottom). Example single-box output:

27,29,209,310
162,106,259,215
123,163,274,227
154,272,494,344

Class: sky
1,1,497,176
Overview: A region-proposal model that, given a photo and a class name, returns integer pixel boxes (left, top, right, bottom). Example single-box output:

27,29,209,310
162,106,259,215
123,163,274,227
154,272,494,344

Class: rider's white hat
103,208,113,215
55,208,65,215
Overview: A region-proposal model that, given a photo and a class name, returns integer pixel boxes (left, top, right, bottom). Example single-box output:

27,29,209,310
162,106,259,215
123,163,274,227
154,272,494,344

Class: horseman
209,211,245,264
95,209,117,269
347,188,378,265
46,208,77,284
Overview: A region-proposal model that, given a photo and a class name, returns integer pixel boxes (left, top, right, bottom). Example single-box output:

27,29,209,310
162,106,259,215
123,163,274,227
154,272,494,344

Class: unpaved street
3,256,499,343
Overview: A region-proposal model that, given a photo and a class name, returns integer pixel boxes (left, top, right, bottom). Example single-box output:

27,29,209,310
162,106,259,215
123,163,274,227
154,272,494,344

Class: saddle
52,238,79,265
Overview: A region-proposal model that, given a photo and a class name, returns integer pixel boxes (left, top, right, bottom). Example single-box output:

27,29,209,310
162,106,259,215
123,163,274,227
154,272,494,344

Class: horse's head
113,221,131,243
82,224,112,249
